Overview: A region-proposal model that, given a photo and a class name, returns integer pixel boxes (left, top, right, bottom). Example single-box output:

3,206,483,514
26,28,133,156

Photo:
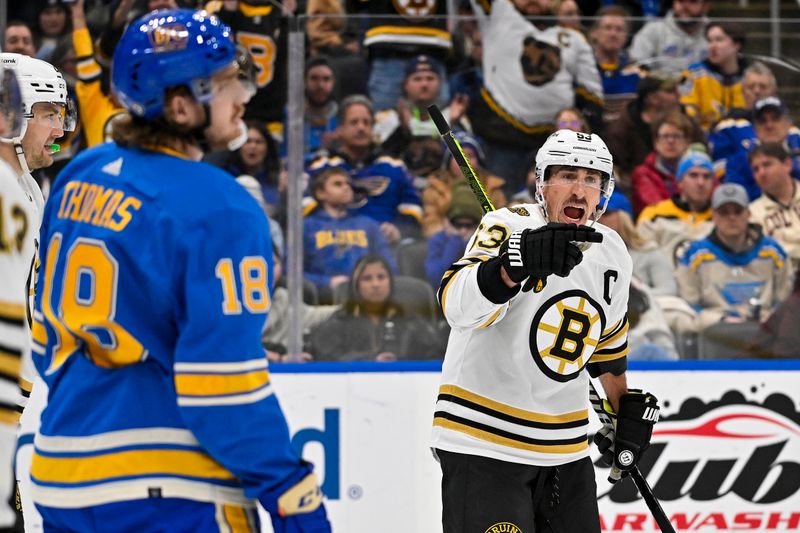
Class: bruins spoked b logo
530,290,606,382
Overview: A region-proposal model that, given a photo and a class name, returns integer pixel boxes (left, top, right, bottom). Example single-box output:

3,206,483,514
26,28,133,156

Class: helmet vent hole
573,158,578,162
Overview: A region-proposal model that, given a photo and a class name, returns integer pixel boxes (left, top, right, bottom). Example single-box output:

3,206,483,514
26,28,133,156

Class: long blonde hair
613,210,649,251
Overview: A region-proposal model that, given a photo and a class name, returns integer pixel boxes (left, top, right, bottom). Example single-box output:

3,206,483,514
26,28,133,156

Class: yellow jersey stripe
439,384,588,423
597,320,629,351
477,307,503,329
591,344,630,363
0,408,20,425
481,88,554,135
365,26,451,40
0,301,25,323
0,352,21,379
32,319,48,345
224,504,252,533
439,263,479,316
175,369,269,397
690,252,717,273
31,448,236,484
433,417,588,454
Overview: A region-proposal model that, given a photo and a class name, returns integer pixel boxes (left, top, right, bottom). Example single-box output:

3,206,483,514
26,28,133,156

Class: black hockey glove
499,223,601,286
612,390,659,472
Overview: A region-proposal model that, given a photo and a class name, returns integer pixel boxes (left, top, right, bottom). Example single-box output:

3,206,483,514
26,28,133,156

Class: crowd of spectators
6,0,800,361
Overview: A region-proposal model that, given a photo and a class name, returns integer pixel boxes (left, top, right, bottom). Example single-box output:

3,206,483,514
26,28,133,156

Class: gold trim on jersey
438,259,484,316
432,416,588,454
174,369,270,397
597,316,628,349
689,252,717,273
0,301,25,324
477,307,503,329
222,504,255,533
758,248,784,269
589,343,629,363
31,448,237,485
480,88,553,135
438,385,587,424
0,410,20,425
364,26,451,40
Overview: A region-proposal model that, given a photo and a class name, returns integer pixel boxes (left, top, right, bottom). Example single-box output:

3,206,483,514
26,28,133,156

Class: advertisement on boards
261,363,800,533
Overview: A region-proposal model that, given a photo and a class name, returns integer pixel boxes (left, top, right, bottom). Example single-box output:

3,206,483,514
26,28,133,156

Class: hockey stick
428,104,676,533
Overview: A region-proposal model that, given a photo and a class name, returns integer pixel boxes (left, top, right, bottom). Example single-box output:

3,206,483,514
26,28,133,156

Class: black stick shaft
589,383,675,533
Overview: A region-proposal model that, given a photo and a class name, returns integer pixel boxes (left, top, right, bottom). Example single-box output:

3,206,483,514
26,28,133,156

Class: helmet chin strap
13,138,31,175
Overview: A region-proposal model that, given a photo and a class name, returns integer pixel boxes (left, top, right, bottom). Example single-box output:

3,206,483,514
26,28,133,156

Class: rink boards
261,360,800,533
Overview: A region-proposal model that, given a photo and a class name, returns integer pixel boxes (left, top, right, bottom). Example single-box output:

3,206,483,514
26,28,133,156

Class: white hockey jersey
431,204,632,467
0,159,36,527
470,0,603,128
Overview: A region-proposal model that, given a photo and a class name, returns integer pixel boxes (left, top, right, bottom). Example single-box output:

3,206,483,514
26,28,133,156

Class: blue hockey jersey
710,119,800,200
29,143,310,512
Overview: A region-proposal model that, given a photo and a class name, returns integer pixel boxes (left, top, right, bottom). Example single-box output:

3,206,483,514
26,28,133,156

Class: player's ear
163,89,203,129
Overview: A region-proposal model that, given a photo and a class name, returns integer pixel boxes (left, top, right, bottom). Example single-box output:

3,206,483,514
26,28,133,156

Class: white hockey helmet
534,129,615,223
1,53,77,138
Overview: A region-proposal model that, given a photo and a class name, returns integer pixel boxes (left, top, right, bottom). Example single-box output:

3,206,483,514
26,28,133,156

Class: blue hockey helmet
111,9,237,120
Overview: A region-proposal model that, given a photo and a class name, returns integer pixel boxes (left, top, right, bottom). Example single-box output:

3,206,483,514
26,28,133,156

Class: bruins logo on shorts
520,36,561,87
484,522,522,533
530,289,606,382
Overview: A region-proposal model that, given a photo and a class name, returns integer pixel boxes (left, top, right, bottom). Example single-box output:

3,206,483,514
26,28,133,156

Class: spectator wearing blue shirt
590,6,642,126
304,167,397,302
306,95,424,244
719,97,800,200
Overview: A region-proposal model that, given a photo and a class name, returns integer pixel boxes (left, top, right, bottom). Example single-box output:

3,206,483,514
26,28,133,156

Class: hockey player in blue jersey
29,9,330,533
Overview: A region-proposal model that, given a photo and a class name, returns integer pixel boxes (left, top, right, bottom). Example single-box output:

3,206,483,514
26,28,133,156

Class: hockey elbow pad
260,464,331,533
613,390,659,472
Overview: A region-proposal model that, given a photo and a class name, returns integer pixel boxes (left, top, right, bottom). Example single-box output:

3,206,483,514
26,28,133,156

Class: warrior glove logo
507,230,524,267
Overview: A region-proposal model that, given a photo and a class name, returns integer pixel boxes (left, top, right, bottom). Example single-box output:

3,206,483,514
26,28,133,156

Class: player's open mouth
563,205,585,222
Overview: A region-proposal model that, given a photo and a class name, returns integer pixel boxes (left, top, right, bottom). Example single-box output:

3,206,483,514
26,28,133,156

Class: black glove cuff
478,257,521,304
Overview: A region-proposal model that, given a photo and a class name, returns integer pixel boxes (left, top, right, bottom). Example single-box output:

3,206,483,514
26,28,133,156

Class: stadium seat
395,240,429,281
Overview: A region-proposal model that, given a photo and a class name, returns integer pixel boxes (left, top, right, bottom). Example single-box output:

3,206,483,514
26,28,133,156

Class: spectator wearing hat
629,0,709,76
590,6,643,126
748,143,800,268
421,131,506,236
631,111,695,215
425,182,484,287
603,73,683,196
374,55,469,159
306,95,423,244
680,21,748,132
676,183,793,331
638,149,715,266
303,167,397,303
722,96,800,200
4,20,37,57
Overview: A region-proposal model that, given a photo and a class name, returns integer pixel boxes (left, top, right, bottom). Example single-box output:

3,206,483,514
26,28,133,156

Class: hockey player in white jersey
431,130,660,532
0,56,36,532
0,53,75,532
